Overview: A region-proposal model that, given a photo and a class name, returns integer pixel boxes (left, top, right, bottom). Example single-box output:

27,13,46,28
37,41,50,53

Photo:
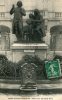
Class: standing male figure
10,1,26,42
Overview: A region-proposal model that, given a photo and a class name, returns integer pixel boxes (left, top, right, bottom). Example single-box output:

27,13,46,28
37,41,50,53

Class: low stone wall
0,50,62,62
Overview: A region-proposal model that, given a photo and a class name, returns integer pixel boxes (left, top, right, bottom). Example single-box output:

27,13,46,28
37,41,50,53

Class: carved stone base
11,43,48,62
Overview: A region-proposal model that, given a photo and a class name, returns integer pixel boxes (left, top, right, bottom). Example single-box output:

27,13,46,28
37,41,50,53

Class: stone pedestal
11,43,48,62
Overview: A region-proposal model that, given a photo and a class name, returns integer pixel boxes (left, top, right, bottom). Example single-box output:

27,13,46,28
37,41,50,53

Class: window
0,12,5,18
0,0,5,6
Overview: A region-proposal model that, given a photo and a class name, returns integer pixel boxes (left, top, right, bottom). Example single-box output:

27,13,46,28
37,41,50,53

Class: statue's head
17,1,22,7
34,9,40,16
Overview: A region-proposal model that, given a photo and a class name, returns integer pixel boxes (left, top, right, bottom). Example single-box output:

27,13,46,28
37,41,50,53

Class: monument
10,1,48,91
10,2,45,43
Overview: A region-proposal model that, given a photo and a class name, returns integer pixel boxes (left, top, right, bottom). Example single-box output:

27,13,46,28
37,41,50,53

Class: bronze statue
23,13,34,42
24,9,46,42
26,14,34,41
10,3,45,43
33,9,45,42
10,1,26,42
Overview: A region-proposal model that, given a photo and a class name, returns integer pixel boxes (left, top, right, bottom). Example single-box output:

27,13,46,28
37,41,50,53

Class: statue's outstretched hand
10,4,15,15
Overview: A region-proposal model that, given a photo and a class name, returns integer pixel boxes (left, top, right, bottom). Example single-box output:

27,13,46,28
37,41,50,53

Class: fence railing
0,10,62,20
48,12,62,19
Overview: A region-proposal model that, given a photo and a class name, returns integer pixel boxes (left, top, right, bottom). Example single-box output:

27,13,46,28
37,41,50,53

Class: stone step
20,84,37,91
0,83,62,90
0,83,62,93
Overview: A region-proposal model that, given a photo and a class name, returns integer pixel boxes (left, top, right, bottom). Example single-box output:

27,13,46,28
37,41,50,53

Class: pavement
0,93,62,100
0,79,62,94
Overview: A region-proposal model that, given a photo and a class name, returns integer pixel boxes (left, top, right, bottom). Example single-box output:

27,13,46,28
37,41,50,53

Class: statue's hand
21,8,26,16
10,4,15,14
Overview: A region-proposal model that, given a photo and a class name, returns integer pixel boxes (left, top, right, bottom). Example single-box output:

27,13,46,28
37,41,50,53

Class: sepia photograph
0,0,62,100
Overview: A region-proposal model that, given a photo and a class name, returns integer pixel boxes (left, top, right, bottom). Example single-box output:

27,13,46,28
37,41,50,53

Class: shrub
0,54,46,80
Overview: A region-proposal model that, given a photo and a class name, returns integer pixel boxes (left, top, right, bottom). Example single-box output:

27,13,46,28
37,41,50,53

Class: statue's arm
10,5,15,15
26,19,32,25
21,8,26,16
40,15,44,22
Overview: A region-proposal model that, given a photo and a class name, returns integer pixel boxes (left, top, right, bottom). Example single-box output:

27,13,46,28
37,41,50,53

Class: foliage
0,54,46,80
0,55,17,78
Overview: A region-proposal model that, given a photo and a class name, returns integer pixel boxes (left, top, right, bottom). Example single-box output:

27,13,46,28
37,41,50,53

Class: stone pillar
0,32,10,50
50,25,62,51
